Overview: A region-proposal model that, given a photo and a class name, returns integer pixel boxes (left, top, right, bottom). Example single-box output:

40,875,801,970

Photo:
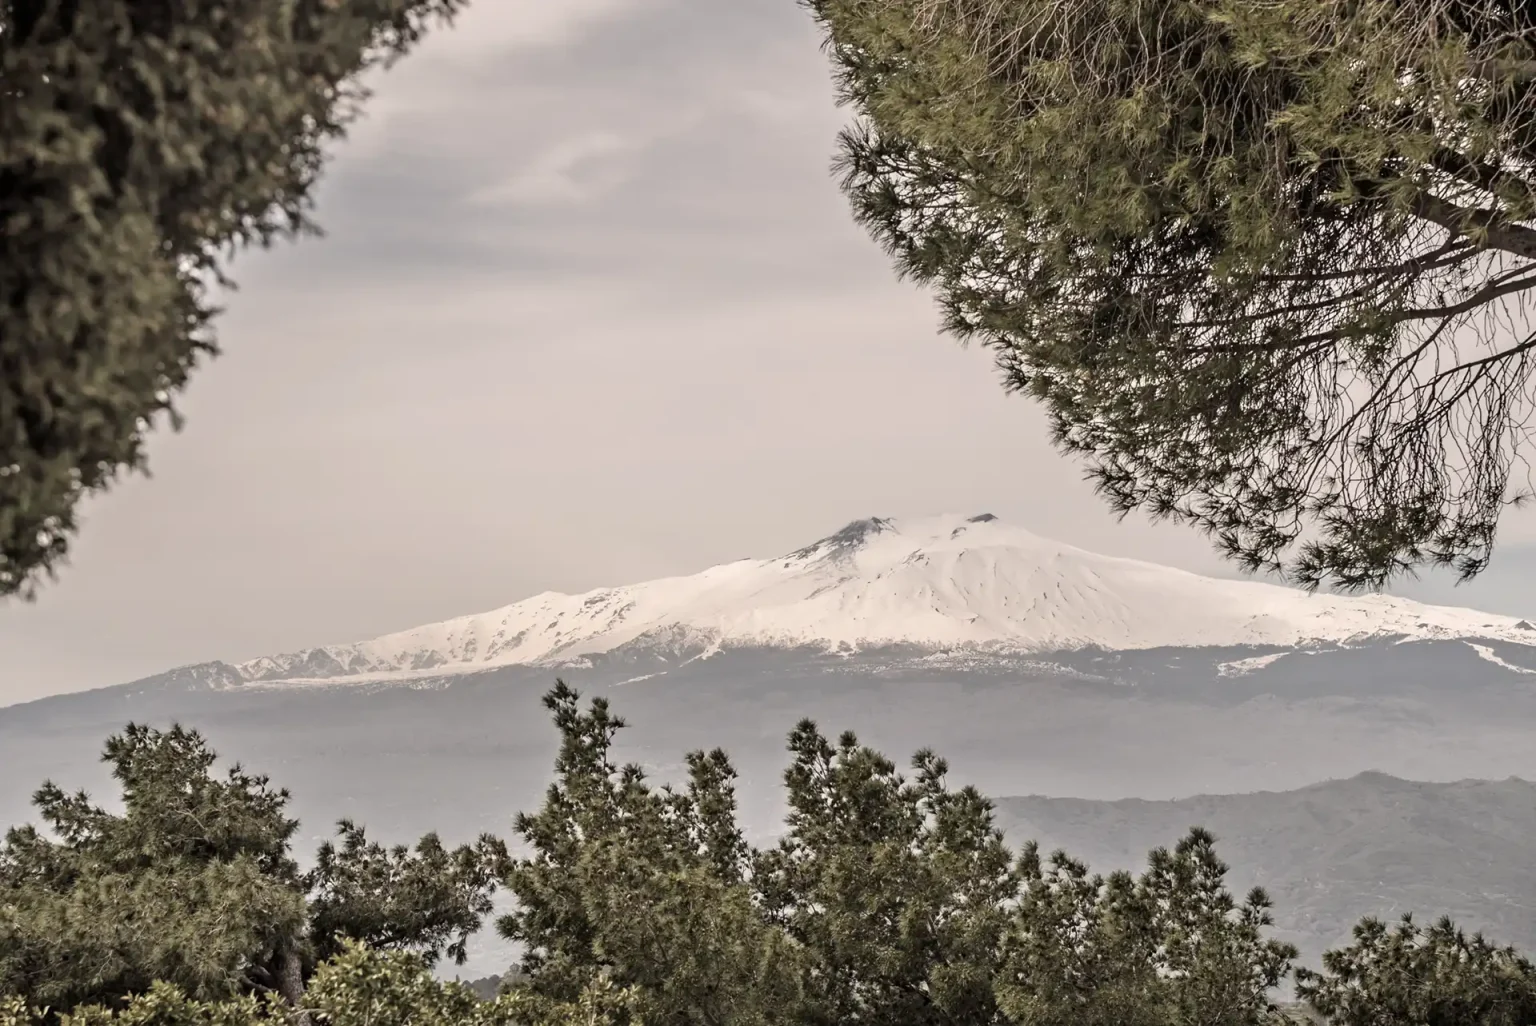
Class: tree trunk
276,944,313,1026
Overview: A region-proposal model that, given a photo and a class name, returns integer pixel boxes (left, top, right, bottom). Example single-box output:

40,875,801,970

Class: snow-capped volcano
229,514,1536,684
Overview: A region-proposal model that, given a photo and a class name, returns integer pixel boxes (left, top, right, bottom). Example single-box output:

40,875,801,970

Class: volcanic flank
222,514,1534,685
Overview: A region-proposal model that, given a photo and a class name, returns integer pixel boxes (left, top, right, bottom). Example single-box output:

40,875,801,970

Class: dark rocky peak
787,516,894,561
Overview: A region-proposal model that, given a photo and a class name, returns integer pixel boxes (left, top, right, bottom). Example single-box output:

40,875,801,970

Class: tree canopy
0,0,461,599
0,943,642,1026
1296,914,1536,1026
498,682,1298,1026
6,684,1536,1026
805,0,1536,589
0,724,505,1017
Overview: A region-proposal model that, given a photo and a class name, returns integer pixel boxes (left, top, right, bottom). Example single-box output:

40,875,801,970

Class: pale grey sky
3,0,1535,705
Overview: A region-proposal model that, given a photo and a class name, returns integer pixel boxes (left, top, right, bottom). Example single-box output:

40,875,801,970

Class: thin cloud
467,130,635,207
345,0,668,156
449,0,661,55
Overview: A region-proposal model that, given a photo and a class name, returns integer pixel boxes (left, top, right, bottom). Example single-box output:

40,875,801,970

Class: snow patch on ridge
222,514,1536,686
1465,642,1536,675
1218,652,1290,677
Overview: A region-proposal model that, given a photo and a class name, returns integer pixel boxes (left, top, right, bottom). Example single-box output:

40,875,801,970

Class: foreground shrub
0,943,640,1026
0,726,505,1016
1297,915,1536,1026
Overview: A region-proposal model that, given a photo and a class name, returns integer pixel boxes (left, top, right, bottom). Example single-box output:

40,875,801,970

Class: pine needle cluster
0,0,461,598
807,0,1536,589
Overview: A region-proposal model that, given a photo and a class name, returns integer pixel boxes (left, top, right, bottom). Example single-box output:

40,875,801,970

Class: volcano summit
205,513,1533,687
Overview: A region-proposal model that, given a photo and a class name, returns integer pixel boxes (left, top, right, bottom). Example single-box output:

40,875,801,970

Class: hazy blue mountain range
994,772,1536,965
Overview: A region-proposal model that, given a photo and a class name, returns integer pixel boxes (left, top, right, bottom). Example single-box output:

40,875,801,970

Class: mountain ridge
183,514,1536,686
992,770,1536,961
1001,766,1536,805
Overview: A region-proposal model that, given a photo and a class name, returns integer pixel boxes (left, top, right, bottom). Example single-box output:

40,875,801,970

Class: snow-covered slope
227,514,1536,684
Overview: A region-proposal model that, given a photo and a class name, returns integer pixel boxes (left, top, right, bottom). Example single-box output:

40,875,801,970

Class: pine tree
804,0,1536,590
0,724,506,1017
1296,914,1536,1026
999,829,1295,1026
0,0,461,599
502,683,1297,1026
0,943,641,1026
750,725,1017,1025
497,682,807,1026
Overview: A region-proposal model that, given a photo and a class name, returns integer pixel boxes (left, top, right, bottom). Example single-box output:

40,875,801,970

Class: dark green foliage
1,986,289,1026
804,0,1536,589
1296,915,1536,1026
498,682,807,1026
296,943,640,1026
0,943,640,1026
460,976,510,1002
999,830,1295,1026
0,725,308,1010
306,821,507,969
0,724,505,1016
0,0,462,599
500,682,1298,1026
751,725,1017,1025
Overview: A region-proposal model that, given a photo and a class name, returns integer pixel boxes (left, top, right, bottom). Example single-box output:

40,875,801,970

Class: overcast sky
4,0,1536,706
